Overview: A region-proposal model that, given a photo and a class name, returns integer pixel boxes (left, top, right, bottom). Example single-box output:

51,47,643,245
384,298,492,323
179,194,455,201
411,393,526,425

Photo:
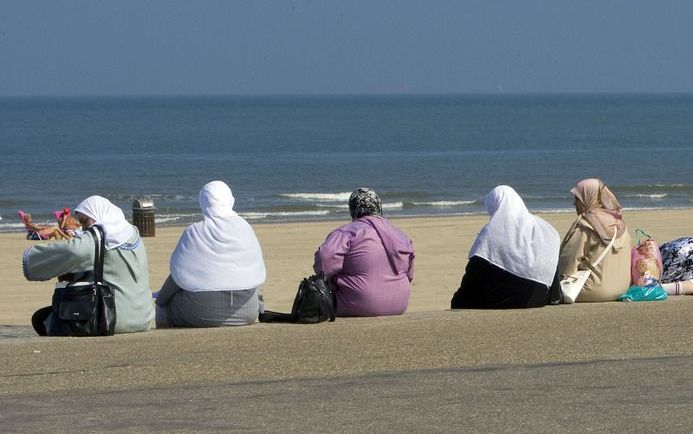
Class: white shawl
74,196,135,250
469,185,560,287
170,181,266,292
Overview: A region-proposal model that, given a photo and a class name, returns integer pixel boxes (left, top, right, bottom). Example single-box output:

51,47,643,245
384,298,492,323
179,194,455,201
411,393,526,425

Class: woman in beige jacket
558,179,632,302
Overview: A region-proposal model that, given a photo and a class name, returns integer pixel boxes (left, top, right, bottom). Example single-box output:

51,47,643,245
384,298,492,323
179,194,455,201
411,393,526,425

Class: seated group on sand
22,178,693,336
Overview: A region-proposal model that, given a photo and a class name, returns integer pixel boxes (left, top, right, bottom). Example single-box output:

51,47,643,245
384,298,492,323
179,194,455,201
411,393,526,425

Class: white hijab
74,196,135,250
170,181,266,292
469,185,560,287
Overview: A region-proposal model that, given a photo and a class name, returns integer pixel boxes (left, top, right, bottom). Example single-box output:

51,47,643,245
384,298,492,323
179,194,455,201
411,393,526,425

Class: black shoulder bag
46,226,117,336
259,274,336,324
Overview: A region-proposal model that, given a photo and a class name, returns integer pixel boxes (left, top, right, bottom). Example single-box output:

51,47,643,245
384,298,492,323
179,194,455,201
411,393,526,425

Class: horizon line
2,91,693,99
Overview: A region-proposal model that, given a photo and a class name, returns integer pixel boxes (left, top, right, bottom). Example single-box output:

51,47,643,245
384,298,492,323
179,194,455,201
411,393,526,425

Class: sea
1,94,692,232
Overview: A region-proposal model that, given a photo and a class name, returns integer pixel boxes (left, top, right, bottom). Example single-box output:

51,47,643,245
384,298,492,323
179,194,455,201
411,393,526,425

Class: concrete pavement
2,299,693,432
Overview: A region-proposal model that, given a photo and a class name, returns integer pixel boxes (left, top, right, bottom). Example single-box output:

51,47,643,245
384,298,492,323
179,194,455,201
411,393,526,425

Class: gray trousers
155,276,262,328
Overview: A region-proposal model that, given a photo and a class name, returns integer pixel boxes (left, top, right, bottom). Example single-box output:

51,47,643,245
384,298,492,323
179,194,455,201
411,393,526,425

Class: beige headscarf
570,178,626,243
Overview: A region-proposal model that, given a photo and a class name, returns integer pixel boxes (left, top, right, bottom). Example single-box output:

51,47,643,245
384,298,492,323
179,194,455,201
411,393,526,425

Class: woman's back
558,178,631,302
559,219,632,302
450,186,561,309
24,227,154,333
24,195,155,334
314,217,414,317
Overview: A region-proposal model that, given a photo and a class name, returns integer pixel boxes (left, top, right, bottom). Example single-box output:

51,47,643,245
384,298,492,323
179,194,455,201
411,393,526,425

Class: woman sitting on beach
155,181,266,328
450,185,562,309
23,196,155,335
313,188,415,317
558,178,631,302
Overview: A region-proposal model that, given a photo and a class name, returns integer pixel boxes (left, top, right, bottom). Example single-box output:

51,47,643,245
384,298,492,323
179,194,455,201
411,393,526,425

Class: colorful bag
630,229,663,286
618,283,667,302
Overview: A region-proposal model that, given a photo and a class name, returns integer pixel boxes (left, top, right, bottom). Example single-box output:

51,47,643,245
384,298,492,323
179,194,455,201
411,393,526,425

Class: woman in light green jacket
23,196,154,335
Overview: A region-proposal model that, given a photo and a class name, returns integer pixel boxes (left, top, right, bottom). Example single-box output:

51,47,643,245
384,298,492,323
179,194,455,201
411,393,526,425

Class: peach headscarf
570,178,626,243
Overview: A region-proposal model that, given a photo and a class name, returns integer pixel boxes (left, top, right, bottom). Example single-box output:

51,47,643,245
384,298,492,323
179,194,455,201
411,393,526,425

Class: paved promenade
2,299,692,432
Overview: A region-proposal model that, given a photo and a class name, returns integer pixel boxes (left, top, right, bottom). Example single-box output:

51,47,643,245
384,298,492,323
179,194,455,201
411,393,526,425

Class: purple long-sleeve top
313,215,415,317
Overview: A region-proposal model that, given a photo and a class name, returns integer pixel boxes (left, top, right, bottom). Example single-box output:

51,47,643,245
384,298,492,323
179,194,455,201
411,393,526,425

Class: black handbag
46,226,117,336
259,274,336,324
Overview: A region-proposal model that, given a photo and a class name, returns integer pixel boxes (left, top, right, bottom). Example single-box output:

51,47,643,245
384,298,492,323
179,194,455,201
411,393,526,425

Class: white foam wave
0,222,27,230
625,194,668,199
154,213,198,224
114,193,194,202
241,210,332,220
382,202,403,209
411,200,476,207
281,192,352,202
149,194,191,202
532,208,577,214
315,203,348,209
621,206,690,211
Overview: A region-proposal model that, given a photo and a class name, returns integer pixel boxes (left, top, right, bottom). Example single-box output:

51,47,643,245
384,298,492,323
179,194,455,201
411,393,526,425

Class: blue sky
1,0,692,95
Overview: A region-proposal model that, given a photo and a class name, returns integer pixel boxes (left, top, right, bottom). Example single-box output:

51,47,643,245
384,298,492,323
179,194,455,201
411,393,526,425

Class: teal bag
618,281,667,302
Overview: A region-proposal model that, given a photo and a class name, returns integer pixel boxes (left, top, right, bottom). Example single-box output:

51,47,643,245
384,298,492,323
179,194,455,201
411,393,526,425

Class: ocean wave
382,202,403,210
154,213,199,224
0,222,27,230
280,192,352,202
621,205,692,212
623,193,668,199
521,195,569,201
110,193,196,203
242,210,332,220
150,194,194,202
534,205,690,214
315,203,348,209
264,203,342,213
408,200,477,207
533,208,578,214
616,184,693,192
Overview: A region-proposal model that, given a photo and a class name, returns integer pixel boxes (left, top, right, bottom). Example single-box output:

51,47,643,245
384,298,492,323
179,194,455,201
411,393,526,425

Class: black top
451,256,561,309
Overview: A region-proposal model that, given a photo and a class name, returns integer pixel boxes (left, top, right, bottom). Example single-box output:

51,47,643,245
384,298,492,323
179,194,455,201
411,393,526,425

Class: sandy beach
2,210,692,432
1,209,691,324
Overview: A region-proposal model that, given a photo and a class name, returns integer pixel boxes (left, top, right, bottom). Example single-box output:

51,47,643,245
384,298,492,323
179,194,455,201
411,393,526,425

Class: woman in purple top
313,188,415,316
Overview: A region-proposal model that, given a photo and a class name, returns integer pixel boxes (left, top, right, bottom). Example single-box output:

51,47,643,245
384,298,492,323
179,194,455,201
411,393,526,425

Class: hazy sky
1,1,692,95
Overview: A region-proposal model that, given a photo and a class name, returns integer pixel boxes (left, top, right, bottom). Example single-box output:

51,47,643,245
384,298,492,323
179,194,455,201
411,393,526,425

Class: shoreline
2,205,692,234
1,208,691,327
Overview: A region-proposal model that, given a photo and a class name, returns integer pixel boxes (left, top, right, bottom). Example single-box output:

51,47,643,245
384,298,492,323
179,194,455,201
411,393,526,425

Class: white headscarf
469,185,560,287
74,196,135,250
170,181,266,292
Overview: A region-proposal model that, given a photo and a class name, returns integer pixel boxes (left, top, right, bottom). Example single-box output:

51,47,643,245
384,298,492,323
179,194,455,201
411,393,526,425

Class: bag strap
635,228,651,246
88,226,106,285
589,229,618,269
258,310,296,323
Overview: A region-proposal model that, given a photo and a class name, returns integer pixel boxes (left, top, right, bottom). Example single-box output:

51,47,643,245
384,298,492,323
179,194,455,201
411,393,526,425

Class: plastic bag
631,229,663,286
618,280,667,302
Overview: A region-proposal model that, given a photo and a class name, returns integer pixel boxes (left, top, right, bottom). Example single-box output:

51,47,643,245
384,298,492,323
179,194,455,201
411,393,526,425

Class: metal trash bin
132,197,155,237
